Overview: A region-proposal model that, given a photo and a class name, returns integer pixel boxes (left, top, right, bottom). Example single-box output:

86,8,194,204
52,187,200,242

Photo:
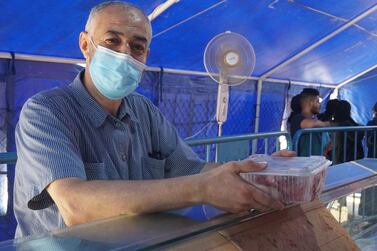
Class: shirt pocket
84,162,106,180
141,156,166,180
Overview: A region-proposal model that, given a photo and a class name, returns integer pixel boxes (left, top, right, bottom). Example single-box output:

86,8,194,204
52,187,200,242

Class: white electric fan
204,31,256,137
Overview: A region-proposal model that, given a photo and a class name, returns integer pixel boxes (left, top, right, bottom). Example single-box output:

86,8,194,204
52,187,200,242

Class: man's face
311,96,321,115
81,5,151,64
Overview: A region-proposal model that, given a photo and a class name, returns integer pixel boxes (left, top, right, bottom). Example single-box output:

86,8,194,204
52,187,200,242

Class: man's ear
79,32,90,60
146,48,150,58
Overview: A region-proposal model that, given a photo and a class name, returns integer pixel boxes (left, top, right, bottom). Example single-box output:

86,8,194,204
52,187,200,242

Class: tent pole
0,52,336,88
258,3,377,81
147,67,336,88
252,79,263,154
148,0,180,21
336,63,377,90
0,52,83,65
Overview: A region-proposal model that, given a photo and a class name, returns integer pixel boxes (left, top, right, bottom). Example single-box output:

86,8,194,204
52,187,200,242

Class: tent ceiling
1,0,377,86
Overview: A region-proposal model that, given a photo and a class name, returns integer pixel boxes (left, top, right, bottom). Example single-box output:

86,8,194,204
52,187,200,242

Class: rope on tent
291,1,377,38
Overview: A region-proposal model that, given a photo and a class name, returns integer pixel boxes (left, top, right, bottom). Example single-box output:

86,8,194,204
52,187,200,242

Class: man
14,1,291,237
289,88,330,156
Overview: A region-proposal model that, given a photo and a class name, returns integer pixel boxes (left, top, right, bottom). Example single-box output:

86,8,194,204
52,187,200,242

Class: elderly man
14,1,290,238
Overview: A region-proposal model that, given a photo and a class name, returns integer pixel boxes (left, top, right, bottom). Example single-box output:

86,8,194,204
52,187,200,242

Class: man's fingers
272,150,297,157
248,185,284,210
234,159,267,174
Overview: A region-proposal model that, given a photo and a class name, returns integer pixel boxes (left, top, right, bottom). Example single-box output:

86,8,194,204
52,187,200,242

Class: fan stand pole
214,122,224,163
215,76,229,163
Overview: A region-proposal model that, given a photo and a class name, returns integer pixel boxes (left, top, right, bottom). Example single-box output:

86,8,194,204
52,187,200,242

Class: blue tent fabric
1,1,377,84
339,68,377,125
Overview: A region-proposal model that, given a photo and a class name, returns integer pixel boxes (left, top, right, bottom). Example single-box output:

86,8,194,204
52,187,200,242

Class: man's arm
301,118,330,128
201,162,221,172
47,159,284,227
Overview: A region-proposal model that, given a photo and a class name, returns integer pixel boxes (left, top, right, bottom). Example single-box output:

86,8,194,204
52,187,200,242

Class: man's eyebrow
105,30,124,36
105,30,148,44
133,35,148,44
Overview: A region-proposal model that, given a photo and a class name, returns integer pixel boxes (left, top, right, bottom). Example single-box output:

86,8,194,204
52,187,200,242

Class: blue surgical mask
88,39,146,100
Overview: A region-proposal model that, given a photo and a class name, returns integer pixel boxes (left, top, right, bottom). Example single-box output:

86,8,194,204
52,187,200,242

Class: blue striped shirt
14,71,205,237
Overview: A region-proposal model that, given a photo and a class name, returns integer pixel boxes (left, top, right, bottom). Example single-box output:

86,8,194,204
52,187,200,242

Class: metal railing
0,152,17,167
186,131,292,162
1,132,292,166
293,126,377,233
0,152,17,216
292,126,377,163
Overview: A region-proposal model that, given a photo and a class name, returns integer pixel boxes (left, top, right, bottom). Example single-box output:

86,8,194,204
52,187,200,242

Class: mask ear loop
87,36,98,51
83,33,97,63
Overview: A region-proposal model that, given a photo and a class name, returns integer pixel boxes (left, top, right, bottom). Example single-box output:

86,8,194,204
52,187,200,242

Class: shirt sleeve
15,96,86,210
146,100,205,177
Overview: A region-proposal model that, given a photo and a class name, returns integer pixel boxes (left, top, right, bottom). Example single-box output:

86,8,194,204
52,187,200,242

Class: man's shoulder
22,86,76,116
28,86,72,104
124,92,158,112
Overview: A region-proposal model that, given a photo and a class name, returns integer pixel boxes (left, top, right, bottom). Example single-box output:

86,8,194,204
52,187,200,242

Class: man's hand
272,150,297,157
199,159,284,213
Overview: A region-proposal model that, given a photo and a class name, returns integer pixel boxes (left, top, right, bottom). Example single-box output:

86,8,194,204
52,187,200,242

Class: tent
1,0,377,240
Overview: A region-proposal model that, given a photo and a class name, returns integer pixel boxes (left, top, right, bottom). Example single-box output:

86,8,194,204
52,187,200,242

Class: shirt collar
117,98,139,123
69,71,139,128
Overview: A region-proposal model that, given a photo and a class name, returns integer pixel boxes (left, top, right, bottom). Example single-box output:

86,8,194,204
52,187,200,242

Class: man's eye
132,44,145,52
105,38,120,45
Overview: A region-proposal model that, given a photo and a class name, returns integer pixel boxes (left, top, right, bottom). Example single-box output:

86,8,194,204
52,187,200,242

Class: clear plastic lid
248,154,331,176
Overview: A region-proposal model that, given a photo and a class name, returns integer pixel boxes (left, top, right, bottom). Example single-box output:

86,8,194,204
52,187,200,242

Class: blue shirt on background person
14,71,205,237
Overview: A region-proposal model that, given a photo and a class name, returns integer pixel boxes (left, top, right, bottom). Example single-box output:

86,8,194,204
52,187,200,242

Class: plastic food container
240,155,332,204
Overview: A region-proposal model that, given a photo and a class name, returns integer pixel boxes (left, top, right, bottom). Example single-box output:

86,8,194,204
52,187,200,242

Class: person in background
333,100,364,163
318,99,339,122
287,93,302,126
289,88,330,156
317,99,340,160
367,102,377,158
287,88,327,130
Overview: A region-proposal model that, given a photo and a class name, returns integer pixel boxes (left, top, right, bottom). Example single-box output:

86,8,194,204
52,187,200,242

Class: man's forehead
92,5,151,38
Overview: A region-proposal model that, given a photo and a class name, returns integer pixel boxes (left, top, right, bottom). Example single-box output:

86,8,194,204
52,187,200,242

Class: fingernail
258,161,267,167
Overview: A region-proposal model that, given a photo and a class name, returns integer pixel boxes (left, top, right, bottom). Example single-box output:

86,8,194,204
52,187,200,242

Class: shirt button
122,154,127,161
115,122,121,128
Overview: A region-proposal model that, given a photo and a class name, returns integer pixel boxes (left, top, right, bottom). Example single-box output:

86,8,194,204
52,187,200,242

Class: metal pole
148,0,180,21
336,63,377,90
252,79,263,154
0,52,336,88
0,52,84,65
258,3,377,81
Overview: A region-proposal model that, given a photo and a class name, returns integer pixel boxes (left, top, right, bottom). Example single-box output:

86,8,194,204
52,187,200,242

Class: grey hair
85,1,152,37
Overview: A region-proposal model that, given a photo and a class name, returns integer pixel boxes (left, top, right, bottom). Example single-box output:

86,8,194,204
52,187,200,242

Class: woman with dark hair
333,100,364,163
318,99,339,122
